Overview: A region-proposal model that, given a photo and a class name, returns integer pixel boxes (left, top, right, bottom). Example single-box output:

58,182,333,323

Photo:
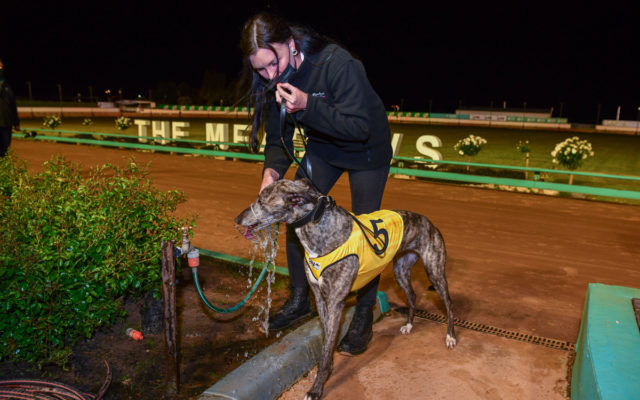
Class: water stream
246,224,280,337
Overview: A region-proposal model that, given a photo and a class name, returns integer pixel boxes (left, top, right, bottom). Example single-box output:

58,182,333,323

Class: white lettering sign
391,133,403,156
131,120,444,163
152,121,171,144
134,119,151,143
205,123,230,150
415,135,443,169
172,121,190,140
233,124,250,145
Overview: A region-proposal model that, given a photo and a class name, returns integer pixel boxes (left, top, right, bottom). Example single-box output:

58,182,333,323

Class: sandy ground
10,139,640,400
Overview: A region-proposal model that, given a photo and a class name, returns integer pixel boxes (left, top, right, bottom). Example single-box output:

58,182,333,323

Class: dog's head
234,178,320,238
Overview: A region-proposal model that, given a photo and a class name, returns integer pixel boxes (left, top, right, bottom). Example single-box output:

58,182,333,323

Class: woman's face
249,40,292,81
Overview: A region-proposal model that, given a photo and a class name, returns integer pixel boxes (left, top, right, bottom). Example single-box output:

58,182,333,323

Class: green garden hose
188,225,278,314
191,262,270,314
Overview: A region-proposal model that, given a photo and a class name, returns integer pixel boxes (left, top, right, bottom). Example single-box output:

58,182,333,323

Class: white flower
453,134,487,157
115,116,133,130
43,115,62,129
551,136,594,170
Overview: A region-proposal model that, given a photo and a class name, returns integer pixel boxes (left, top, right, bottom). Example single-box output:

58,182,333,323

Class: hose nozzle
173,226,194,258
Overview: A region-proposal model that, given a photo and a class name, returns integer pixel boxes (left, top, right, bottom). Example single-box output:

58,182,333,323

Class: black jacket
263,44,392,178
0,70,19,129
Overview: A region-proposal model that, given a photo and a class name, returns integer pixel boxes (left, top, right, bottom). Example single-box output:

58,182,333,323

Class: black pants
0,127,11,157
287,151,390,308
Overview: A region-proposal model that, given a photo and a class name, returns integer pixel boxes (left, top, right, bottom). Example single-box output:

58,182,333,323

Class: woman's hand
276,82,308,113
260,168,280,193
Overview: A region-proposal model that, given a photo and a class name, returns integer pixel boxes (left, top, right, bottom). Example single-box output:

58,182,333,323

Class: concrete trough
572,283,640,400
198,292,389,400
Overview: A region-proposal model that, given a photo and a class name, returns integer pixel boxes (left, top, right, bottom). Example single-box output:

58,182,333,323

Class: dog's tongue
243,227,254,240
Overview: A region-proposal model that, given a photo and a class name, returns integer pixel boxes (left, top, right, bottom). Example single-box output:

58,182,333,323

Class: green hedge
0,153,195,366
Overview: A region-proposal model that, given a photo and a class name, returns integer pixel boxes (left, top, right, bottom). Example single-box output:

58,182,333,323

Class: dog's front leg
306,271,327,325
305,258,358,400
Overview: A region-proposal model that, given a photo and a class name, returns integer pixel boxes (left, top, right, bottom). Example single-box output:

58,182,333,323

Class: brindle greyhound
235,178,456,400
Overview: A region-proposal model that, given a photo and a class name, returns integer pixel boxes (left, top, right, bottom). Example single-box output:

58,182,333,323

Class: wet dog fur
235,179,456,400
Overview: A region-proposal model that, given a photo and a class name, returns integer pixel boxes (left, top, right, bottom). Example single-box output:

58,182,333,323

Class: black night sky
3,1,639,123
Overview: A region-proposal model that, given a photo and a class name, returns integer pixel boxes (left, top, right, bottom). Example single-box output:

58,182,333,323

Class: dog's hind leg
393,252,420,334
429,271,456,348
421,233,457,348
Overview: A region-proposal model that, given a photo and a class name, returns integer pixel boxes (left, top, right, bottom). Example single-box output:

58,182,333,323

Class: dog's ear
296,178,320,193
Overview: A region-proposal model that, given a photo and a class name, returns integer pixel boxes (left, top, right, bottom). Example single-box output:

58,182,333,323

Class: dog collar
288,195,334,228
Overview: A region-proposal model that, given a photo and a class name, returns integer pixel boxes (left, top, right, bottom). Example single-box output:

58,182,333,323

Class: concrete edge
198,293,389,400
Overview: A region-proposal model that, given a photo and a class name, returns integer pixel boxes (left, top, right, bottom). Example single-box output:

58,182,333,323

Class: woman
0,59,20,157
240,13,392,355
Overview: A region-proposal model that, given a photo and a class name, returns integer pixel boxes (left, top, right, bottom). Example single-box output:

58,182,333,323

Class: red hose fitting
187,248,200,267
126,328,144,341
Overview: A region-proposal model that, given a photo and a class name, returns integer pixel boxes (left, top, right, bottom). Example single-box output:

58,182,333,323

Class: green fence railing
389,166,640,200
14,129,640,200
393,156,640,182
26,128,251,149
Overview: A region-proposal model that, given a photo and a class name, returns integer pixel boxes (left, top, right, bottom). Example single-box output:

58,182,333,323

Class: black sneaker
268,286,312,332
337,305,373,356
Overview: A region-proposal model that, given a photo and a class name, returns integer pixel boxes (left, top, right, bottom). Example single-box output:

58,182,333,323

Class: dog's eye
288,196,306,206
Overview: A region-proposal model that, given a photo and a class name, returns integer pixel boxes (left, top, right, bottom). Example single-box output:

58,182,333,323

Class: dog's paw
400,323,413,335
445,334,457,348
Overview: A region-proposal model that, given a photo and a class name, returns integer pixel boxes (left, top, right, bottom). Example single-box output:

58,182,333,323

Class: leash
279,99,316,189
278,95,388,256
342,209,389,255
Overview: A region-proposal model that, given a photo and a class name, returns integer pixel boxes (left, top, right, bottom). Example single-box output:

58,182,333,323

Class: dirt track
11,139,640,399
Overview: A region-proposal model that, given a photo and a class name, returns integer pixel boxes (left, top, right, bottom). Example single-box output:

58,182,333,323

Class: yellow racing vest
305,210,404,291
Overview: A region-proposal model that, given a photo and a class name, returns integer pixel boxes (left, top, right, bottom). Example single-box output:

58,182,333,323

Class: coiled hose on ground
0,360,111,400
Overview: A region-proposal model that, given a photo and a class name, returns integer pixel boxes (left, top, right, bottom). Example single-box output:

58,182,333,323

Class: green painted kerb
572,283,640,400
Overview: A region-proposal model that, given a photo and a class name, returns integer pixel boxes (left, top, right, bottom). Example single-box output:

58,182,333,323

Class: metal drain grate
393,306,575,352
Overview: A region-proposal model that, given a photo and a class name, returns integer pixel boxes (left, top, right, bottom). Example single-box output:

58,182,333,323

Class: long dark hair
238,13,332,152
